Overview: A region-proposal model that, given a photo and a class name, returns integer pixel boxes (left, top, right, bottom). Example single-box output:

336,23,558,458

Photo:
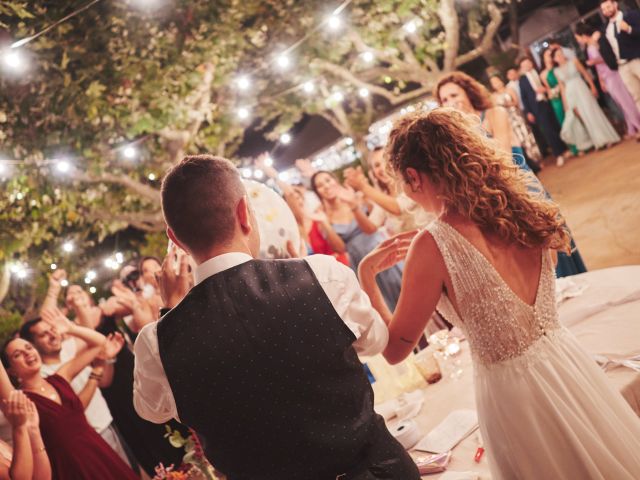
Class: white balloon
242,180,300,259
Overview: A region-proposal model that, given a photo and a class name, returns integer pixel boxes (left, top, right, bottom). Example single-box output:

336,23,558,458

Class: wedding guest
0,390,51,480
436,71,541,173
134,154,419,479
311,170,404,309
506,67,525,110
19,308,131,467
540,48,579,155
0,316,138,479
552,47,621,149
489,74,543,166
360,107,640,479
255,154,349,264
600,0,640,107
436,71,587,278
518,56,569,166
344,147,433,235
576,22,640,139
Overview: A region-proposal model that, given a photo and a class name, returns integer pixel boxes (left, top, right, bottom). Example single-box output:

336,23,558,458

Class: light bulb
62,241,74,253
253,169,264,180
276,54,290,70
241,168,252,179
237,107,250,120
327,14,342,30
237,76,251,90
50,263,57,270
89,286,97,294
123,145,137,160
302,81,315,93
404,21,417,34
2,50,25,72
280,133,291,145
60,279,69,287
148,173,156,181
56,160,71,173
358,87,370,98
264,156,274,167
361,51,375,63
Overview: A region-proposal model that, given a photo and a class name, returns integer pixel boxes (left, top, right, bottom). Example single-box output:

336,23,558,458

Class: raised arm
41,307,106,382
39,269,66,317
358,230,445,364
487,107,513,153
344,167,402,216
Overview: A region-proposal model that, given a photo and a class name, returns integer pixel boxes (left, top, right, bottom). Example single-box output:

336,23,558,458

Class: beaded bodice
428,220,560,367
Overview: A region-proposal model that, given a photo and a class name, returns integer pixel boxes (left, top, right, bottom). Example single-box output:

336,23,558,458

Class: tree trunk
0,264,9,305
509,0,519,48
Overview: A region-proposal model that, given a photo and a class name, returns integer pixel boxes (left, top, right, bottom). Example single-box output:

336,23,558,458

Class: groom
133,155,419,480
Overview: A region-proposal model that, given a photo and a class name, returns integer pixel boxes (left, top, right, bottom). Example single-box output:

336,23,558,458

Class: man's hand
157,246,194,309
97,332,125,361
526,113,535,123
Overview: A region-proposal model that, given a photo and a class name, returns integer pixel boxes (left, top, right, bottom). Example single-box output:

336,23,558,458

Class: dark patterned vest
157,259,378,479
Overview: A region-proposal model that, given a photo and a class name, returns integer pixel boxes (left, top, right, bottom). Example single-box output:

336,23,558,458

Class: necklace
26,384,58,402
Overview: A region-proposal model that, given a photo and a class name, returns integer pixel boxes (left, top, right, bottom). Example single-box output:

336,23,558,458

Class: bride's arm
359,230,446,364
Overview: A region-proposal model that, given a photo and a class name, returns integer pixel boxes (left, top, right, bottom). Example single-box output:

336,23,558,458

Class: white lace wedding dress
428,220,640,480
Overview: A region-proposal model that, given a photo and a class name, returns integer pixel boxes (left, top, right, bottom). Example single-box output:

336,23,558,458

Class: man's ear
236,196,252,234
167,228,188,253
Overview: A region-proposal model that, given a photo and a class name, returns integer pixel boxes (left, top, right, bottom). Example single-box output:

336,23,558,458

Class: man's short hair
161,155,245,254
19,318,42,344
517,56,533,67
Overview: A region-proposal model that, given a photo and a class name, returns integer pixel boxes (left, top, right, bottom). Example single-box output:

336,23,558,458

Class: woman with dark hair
359,108,640,479
0,318,138,479
489,73,543,170
435,71,539,172
310,170,403,309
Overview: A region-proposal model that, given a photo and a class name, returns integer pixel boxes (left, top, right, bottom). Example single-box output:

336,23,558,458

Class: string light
302,81,315,93
89,286,97,294
404,20,417,34
15,192,24,200
115,252,124,264
55,160,71,173
1,49,26,73
84,277,92,284
276,54,291,70
327,14,342,31
358,87,370,98
86,270,97,280
148,173,156,181
280,133,292,145
50,263,57,270
62,241,74,253
237,107,250,120
241,168,252,179
104,258,118,270
361,51,375,63
345,137,354,146
236,75,251,90
278,171,290,182
60,279,69,287
123,145,138,160
332,91,345,103
253,169,264,180
264,156,274,167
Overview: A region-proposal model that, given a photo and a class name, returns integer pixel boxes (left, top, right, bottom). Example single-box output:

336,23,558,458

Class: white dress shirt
133,252,389,424
507,79,525,111
607,11,625,63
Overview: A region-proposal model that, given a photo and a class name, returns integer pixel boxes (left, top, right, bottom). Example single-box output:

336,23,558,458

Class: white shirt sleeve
133,322,179,424
304,255,389,356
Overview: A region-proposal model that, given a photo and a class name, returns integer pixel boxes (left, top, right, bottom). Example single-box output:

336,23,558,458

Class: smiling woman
0,315,138,480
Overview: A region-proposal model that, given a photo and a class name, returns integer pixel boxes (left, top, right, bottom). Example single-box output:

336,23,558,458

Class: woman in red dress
1,314,138,480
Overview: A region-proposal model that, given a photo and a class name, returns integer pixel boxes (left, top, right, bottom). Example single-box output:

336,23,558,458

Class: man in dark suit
518,57,568,166
600,0,640,107
133,155,420,480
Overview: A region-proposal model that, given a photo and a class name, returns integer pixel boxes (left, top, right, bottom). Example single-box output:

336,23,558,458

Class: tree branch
90,210,164,232
454,3,503,67
438,0,459,72
72,170,161,203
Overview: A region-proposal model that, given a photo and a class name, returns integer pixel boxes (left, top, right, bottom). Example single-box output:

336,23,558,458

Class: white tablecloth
367,266,640,479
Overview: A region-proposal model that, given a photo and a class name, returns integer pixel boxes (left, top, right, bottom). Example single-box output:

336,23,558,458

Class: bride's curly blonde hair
385,108,570,252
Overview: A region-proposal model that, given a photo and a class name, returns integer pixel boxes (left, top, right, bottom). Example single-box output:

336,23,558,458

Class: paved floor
539,138,640,270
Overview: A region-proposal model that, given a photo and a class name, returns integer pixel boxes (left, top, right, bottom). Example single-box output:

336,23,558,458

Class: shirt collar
194,252,253,285
610,11,623,24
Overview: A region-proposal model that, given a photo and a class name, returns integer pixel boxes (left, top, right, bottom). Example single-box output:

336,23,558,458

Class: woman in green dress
541,48,579,155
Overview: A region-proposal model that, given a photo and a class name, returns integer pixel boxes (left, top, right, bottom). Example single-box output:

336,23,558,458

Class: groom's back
157,258,376,479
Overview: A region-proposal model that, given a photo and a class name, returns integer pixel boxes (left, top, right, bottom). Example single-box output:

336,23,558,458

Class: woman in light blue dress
552,48,621,150
311,171,403,310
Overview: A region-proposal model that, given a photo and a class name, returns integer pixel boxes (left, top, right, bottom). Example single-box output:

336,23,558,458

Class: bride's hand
337,186,359,209
360,230,418,275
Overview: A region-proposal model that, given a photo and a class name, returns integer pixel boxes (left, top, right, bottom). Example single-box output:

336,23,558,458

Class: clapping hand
360,230,418,275
344,166,368,191
110,280,155,327
40,306,74,336
97,332,125,361
336,186,360,209
157,245,194,309
2,390,34,429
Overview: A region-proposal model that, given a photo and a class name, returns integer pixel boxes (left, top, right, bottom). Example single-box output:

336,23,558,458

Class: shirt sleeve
304,255,389,356
133,322,179,423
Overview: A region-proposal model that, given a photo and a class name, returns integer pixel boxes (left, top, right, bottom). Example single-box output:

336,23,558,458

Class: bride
358,108,640,479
